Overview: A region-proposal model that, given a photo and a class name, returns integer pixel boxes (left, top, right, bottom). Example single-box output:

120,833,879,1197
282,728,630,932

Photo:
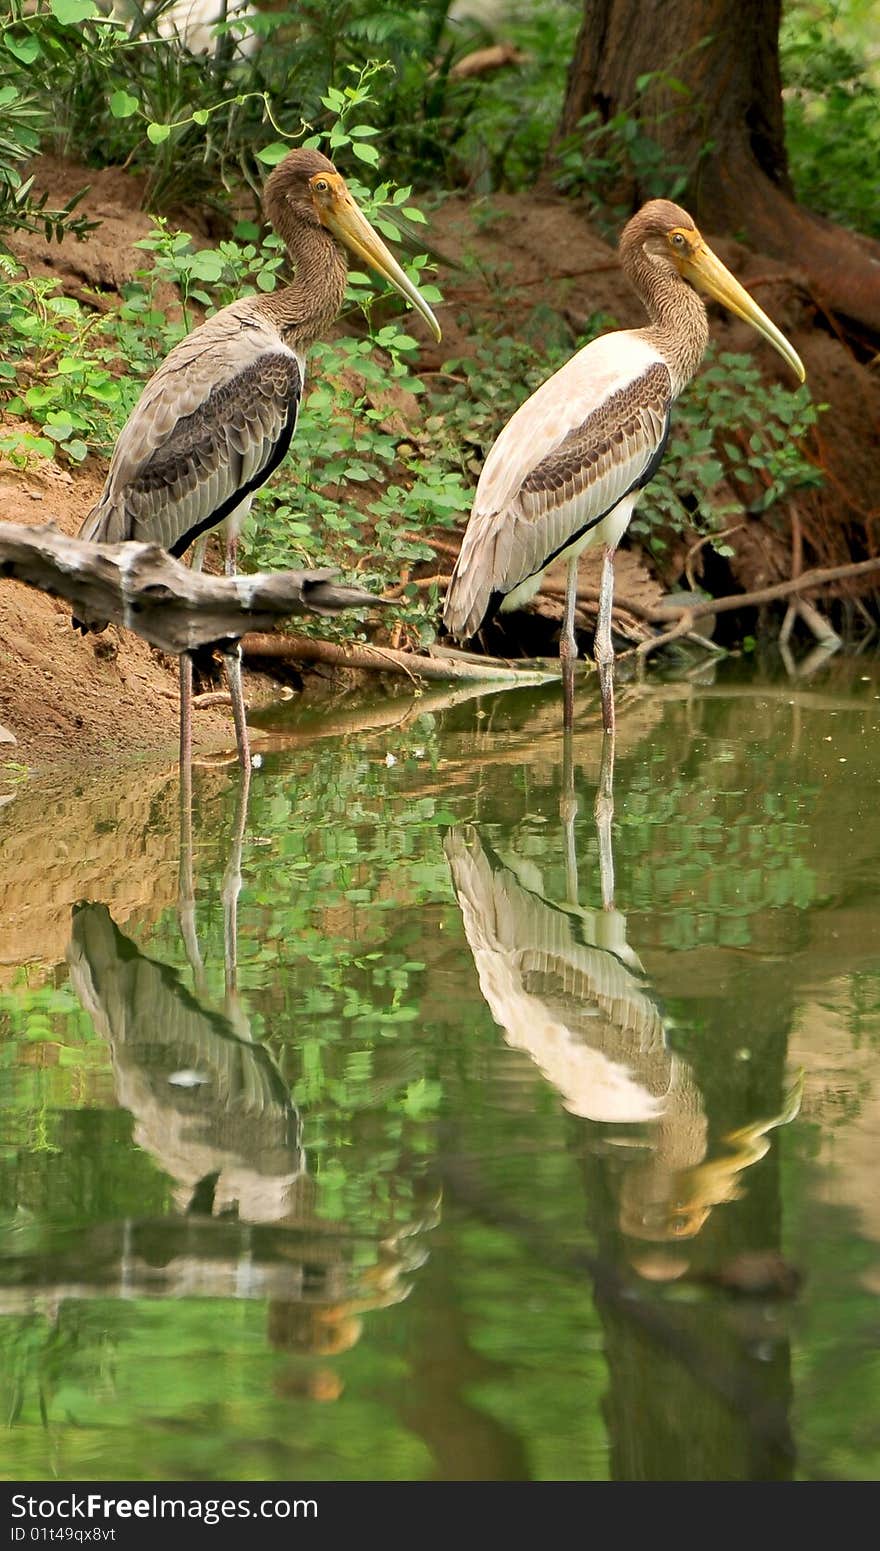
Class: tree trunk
558,0,880,336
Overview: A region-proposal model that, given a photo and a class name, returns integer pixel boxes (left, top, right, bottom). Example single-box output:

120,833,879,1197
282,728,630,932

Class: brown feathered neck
256,150,348,351
618,200,709,393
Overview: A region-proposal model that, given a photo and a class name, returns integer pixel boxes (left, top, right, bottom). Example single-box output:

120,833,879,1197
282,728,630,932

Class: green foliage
555,105,690,229
781,1,880,237
1,0,878,246
0,2,101,241
0,266,128,463
553,47,715,227
635,347,825,556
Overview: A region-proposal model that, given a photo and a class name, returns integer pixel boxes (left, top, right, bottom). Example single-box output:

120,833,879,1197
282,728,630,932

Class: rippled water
2,656,879,1481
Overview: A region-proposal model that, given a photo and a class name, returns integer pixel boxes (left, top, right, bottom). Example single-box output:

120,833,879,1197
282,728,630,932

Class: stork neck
255,220,348,353
624,244,709,395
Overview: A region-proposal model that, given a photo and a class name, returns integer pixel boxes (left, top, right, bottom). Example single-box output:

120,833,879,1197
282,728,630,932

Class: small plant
0,2,103,242
632,346,825,557
0,270,129,463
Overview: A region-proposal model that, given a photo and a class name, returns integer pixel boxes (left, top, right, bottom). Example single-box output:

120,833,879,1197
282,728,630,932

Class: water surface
2,657,879,1481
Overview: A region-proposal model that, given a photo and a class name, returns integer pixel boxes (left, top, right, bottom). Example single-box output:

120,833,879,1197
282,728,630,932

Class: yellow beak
682,243,805,382
323,188,442,343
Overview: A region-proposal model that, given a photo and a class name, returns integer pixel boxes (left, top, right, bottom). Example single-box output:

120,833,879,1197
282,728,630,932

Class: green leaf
43,415,75,441
147,122,172,145
351,142,380,166
696,459,725,487
189,249,225,282
49,0,98,21
24,386,57,409
255,142,290,166
4,35,41,65
109,90,139,120
191,108,209,126
348,124,380,138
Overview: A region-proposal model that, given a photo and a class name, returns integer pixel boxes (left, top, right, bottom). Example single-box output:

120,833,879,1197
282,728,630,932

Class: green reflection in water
1,657,880,1481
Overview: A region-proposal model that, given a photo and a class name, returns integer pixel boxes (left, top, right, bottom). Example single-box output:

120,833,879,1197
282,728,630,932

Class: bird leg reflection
177,722,206,993
223,758,252,1007
560,730,579,907
560,728,616,913
188,528,251,773
560,553,580,732
595,544,617,736
595,730,616,913
177,708,253,1011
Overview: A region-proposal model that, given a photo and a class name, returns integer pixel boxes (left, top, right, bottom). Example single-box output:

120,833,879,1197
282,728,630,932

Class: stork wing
444,332,672,638
79,301,303,557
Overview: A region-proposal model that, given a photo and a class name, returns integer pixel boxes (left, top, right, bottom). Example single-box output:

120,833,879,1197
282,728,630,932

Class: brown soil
0,455,238,766
2,164,878,770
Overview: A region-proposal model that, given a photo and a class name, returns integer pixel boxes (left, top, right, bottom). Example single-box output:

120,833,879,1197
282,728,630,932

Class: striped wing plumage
79,300,303,557
443,331,672,638
444,826,669,1124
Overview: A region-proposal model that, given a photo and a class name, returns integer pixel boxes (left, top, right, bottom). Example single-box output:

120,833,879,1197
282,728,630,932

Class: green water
2,657,879,1482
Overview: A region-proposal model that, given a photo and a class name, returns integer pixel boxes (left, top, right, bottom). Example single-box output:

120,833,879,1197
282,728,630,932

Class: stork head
622,199,805,382
263,148,441,342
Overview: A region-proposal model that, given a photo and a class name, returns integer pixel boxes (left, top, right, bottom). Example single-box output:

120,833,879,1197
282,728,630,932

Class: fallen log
239,631,558,685
0,521,385,656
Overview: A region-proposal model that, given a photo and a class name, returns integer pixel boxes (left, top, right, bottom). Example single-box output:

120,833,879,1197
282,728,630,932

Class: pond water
2,655,879,1483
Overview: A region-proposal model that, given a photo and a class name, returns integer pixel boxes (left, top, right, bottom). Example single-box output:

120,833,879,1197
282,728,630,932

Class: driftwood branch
539,556,880,629
240,632,558,686
648,557,880,620
0,522,386,656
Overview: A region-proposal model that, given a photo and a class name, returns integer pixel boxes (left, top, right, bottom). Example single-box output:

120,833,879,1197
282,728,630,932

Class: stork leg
595,544,617,736
190,514,250,771
224,497,251,578
222,645,252,774
559,553,580,731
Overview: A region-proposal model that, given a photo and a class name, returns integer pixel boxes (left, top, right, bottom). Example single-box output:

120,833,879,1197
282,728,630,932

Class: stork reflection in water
66,871,439,1382
443,200,804,731
445,731,802,1257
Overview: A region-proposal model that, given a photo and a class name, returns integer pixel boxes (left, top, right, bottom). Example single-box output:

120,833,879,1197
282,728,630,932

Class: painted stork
76,147,441,769
442,199,805,731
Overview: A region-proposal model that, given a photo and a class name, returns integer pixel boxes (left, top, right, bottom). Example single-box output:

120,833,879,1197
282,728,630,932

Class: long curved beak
683,243,805,382
323,190,442,342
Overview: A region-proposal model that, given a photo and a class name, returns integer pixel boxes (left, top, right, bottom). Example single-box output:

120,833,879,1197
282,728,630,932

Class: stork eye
671,232,687,250
313,178,329,193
